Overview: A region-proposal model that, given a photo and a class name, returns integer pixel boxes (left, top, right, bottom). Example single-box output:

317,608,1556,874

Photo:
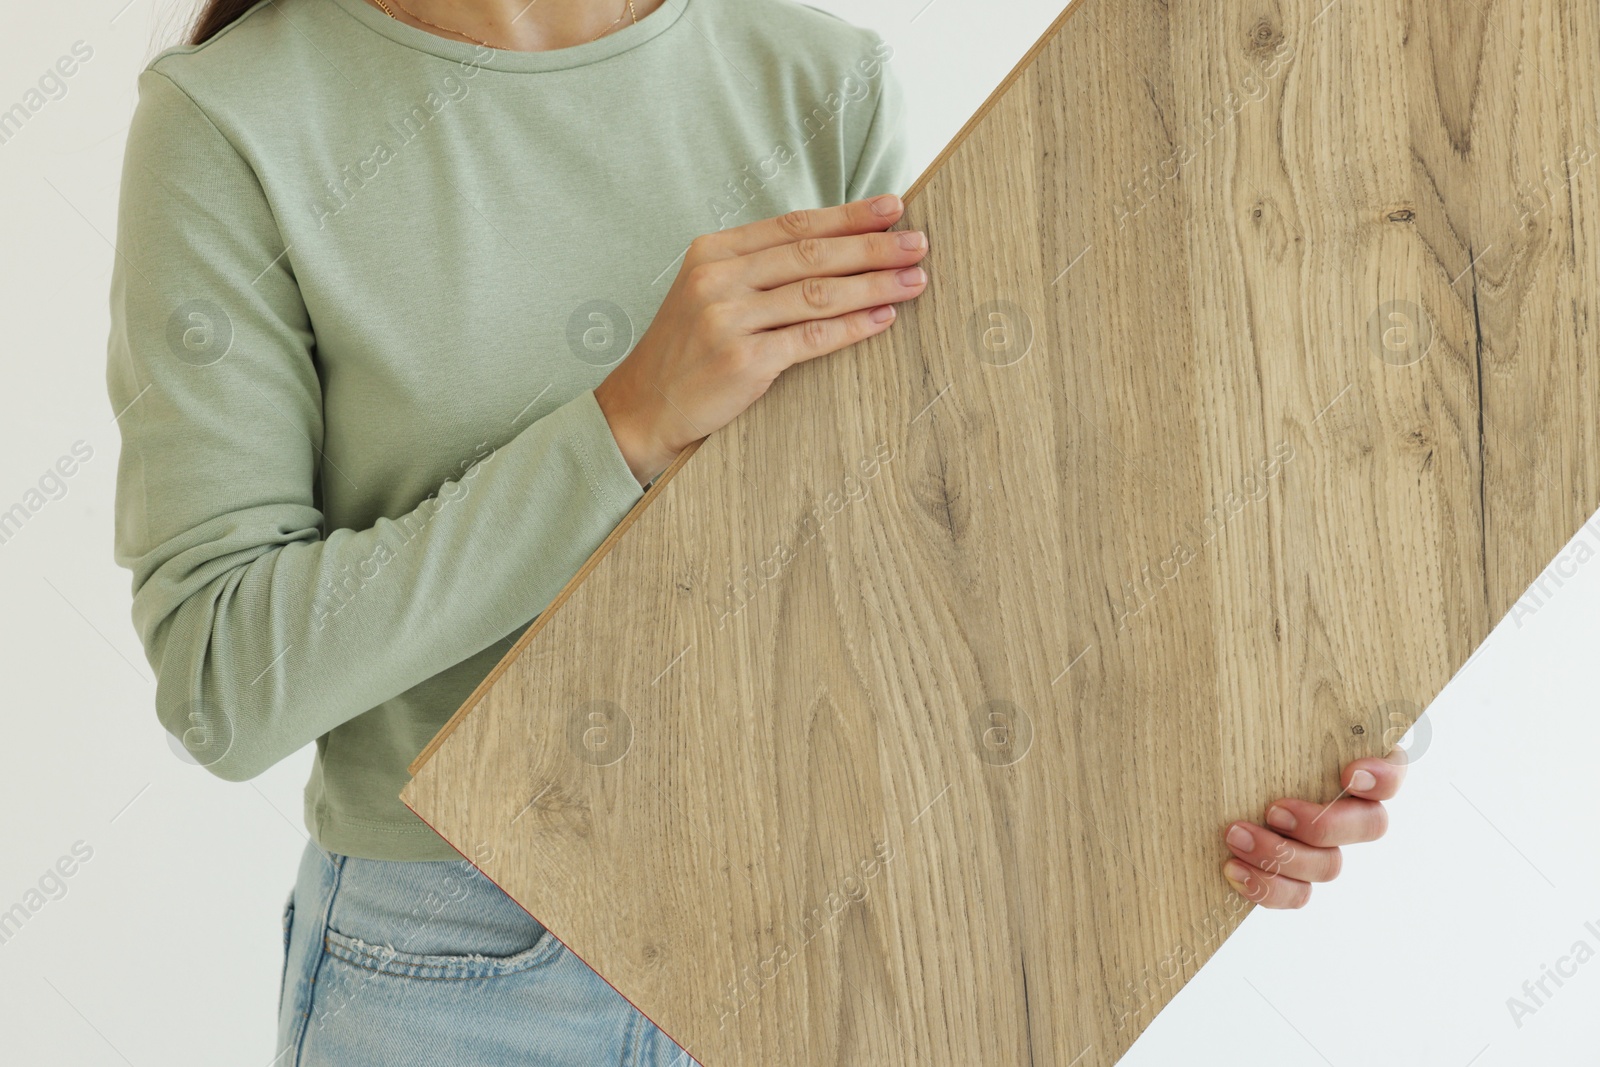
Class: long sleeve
106,70,645,782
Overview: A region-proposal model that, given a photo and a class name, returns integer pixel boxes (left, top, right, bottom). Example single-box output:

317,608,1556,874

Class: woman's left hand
1221,749,1408,908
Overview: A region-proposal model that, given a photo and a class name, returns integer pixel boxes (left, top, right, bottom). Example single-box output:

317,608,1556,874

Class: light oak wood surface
403,0,1600,1061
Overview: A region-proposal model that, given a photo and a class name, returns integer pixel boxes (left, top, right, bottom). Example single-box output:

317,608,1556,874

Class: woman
105,0,1403,1062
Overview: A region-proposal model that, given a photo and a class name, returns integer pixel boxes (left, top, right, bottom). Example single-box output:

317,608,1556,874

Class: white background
1,1,1595,1064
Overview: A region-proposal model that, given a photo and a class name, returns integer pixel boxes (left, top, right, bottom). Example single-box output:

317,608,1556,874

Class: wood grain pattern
403,0,1600,1061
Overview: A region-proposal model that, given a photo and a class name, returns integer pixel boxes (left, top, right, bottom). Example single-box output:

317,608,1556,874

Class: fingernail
871,194,902,216
899,230,927,250
897,267,927,287
869,305,895,324
1223,860,1253,892
1350,769,1377,792
1226,824,1254,851
1266,805,1297,832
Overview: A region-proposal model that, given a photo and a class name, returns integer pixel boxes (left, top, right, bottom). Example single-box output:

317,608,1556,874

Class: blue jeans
276,839,696,1066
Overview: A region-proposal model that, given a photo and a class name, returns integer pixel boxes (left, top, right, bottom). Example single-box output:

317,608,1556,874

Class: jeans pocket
319,925,562,981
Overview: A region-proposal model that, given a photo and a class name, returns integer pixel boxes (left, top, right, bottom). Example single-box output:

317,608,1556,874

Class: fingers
1222,858,1313,909
755,303,901,366
1220,752,1406,909
745,266,929,332
708,195,905,258
1343,747,1408,801
738,228,929,291
1264,795,1388,848
1224,821,1342,883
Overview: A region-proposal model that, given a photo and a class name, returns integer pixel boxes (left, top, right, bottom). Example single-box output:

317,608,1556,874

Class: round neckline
327,0,689,73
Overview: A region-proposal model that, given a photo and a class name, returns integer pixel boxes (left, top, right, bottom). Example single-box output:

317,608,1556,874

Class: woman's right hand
593,194,930,485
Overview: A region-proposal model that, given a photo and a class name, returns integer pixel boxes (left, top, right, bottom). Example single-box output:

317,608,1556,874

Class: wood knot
1387,208,1416,223
1247,17,1283,55
911,439,969,541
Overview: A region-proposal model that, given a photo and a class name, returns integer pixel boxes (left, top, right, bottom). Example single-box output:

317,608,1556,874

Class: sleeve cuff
562,388,647,513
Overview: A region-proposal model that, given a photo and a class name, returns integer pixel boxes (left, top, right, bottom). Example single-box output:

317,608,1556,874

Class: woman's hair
188,0,261,45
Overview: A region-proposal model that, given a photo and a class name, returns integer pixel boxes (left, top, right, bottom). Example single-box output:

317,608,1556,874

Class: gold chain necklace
371,0,639,48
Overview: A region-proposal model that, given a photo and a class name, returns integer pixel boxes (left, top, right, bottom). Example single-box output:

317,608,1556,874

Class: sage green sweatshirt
107,0,911,860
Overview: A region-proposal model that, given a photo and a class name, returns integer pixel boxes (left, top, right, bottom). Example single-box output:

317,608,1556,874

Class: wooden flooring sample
403,0,1600,1061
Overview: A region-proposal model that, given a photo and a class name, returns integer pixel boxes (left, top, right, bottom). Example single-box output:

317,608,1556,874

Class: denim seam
277,894,295,1017
319,926,562,980
288,852,347,1065
623,1007,643,1067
